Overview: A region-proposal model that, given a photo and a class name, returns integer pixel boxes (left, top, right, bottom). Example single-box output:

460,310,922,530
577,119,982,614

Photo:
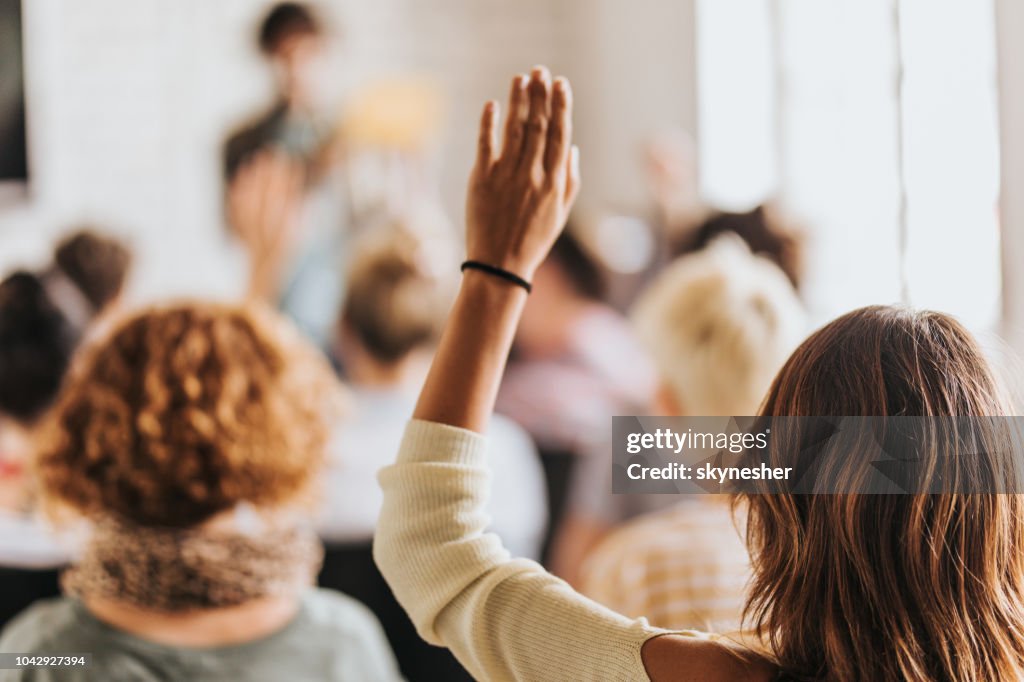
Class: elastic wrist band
460,260,532,293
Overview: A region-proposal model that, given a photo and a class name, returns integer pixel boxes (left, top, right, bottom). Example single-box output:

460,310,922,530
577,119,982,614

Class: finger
500,75,528,166
476,100,499,172
281,160,306,240
520,66,551,172
251,150,288,242
544,77,573,174
263,150,298,243
249,151,275,223
565,145,581,205
262,151,287,224
229,157,262,237
227,177,247,234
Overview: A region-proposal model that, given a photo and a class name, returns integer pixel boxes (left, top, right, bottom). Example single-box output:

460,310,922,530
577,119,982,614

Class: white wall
0,0,697,301
1,0,281,300
996,0,1024,351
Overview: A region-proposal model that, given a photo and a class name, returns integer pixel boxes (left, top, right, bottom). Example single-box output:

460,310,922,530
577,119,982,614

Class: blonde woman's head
632,236,806,416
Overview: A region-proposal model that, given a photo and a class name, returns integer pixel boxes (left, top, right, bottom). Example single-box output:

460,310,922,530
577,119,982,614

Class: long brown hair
742,305,1024,681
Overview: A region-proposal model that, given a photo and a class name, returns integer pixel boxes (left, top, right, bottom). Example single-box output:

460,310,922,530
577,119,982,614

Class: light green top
0,588,401,682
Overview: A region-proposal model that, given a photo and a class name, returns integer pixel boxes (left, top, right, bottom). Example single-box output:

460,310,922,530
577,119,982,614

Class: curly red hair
36,302,342,528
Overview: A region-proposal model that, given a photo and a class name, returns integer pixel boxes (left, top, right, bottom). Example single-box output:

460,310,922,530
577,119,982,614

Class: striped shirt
579,498,750,633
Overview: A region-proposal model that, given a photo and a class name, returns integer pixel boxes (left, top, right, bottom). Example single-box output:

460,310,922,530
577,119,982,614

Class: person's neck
84,594,301,648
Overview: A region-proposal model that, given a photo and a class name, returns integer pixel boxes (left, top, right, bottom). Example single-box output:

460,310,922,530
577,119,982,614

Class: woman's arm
412,66,579,432
376,68,765,682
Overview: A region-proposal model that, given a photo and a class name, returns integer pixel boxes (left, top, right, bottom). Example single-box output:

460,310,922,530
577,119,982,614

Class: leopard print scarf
62,516,323,611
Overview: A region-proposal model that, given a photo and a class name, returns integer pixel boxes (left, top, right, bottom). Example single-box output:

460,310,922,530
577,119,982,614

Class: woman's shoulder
641,633,779,682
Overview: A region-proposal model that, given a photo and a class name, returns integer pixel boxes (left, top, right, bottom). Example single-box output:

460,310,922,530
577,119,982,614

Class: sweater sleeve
373,419,679,682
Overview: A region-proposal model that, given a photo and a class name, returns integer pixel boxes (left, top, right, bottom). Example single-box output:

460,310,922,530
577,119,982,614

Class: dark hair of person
0,272,79,423
258,3,322,55
548,230,606,301
675,205,804,289
53,229,132,311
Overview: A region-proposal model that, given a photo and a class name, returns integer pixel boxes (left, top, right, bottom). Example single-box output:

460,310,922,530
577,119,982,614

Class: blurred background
1,0,1019,340
4,3,1024,676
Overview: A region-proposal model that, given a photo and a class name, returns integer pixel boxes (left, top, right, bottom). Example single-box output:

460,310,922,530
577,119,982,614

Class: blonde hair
632,236,805,415
341,226,455,364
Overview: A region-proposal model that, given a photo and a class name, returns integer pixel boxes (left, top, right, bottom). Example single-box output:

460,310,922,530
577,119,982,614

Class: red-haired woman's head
37,302,342,528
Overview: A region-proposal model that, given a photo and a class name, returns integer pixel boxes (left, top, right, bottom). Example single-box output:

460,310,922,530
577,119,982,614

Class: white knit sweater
374,419,712,681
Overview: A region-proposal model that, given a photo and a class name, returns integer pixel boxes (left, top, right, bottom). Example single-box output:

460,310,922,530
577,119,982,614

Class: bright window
696,0,1001,329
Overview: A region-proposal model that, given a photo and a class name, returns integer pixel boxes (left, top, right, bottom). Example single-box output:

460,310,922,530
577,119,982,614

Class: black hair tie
460,261,533,293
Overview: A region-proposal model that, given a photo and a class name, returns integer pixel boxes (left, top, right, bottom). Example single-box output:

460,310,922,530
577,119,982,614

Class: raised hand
226,149,307,301
465,66,580,282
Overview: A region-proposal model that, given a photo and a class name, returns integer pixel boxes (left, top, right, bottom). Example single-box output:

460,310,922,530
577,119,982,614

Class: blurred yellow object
342,76,446,152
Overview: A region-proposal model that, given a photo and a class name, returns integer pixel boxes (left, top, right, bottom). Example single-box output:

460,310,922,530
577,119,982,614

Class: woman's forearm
377,68,682,682
413,270,528,433
412,66,577,433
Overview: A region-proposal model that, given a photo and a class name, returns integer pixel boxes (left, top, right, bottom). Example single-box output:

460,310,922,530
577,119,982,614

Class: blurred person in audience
0,304,400,681
322,225,546,558
575,237,807,632
224,3,348,348
318,225,546,680
497,229,655,562
0,273,79,625
0,230,131,626
375,67,1024,681
0,229,132,510
644,128,805,289
548,230,803,584
673,206,804,290
44,228,133,332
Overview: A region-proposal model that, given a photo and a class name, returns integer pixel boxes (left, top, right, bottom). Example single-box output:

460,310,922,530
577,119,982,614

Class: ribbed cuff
398,419,488,466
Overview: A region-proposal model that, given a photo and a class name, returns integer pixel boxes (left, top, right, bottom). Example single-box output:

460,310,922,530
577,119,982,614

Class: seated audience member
673,206,804,289
0,234,130,627
375,67,1024,681
321,226,546,558
0,274,79,626
644,128,805,289
46,228,133,327
576,237,806,632
498,229,655,562
0,304,400,681
0,230,131,486
550,234,803,583
318,227,546,680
